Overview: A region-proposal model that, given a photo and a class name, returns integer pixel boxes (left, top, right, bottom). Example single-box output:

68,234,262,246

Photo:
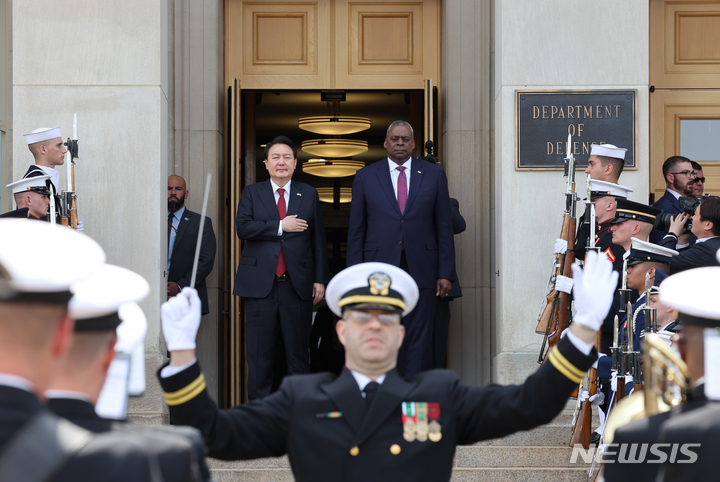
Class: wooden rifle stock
569,331,601,448
616,377,625,403
546,215,576,352
535,213,570,335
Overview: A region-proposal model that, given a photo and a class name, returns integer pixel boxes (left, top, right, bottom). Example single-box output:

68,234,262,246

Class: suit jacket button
390,444,401,455
400,220,404,224
349,446,360,456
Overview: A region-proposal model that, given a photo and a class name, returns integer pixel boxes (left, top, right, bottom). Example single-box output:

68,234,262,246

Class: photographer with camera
660,196,720,274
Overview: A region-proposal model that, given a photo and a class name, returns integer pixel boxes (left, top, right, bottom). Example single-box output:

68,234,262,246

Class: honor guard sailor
45,263,208,481
0,219,202,481
158,256,617,482
576,143,627,260
604,255,720,482
23,127,65,223
3,175,52,220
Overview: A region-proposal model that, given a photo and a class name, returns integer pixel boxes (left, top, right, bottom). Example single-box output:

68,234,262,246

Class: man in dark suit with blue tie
167,175,217,315
347,121,456,375
234,136,329,400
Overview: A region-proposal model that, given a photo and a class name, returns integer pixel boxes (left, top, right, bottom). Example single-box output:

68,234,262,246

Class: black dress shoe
590,431,602,446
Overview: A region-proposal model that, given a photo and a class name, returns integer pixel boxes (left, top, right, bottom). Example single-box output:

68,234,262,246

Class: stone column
493,0,650,383
442,0,494,386
169,0,224,401
12,0,169,422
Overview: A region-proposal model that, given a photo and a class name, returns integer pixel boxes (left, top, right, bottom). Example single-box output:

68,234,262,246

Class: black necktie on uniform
364,381,379,407
168,212,174,247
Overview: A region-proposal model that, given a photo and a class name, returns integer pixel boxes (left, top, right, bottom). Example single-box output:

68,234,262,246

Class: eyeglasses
670,170,696,178
692,177,706,183
347,310,401,325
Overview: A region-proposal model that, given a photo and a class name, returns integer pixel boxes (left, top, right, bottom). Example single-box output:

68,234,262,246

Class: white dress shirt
350,371,387,396
270,179,292,236
167,205,186,272
388,158,412,199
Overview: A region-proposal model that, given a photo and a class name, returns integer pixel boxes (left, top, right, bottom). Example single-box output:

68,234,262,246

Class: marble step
208,467,596,482
475,423,599,447
208,444,593,472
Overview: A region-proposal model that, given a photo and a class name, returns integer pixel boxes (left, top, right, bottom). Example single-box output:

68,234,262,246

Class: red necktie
397,166,407,214
276,188,287,277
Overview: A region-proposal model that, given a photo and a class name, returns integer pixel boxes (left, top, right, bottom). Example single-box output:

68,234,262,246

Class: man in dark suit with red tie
234,136,329,400
347,121,456,375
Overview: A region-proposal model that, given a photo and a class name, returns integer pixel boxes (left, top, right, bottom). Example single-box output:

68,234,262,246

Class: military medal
415,402,428,442
401,402,416,442
428,402,442,442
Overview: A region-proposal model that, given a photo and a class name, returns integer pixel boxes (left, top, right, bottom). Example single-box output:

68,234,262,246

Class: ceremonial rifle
60,114,79,229
569,181,602,448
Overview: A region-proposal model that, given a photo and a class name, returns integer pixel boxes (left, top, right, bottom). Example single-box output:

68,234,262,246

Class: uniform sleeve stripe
548,348,585,384
163,374,206,406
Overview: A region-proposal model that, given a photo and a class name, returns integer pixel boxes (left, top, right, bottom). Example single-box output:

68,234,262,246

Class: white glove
571,251,618,332
554,238,568,254
611,370,618,392
75,220,84,234
580,390,589,402
161,287,202,351
555,275,574,294
590,392,605,406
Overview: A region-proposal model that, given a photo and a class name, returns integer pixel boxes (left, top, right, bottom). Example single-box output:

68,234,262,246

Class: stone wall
492,0,650,383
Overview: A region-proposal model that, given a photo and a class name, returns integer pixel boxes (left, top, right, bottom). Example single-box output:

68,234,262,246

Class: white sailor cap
626,237,679,266
660,266,720,328
6,175,52,195
69,264,150,332
326,262,419,318
589,179,633,199
0,219,106,303
23,127,62,145
590,143,627,160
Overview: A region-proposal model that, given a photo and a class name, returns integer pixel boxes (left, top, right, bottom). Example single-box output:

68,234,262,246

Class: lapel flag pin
297,193,302,196
184,217,189,221
417,171,421,174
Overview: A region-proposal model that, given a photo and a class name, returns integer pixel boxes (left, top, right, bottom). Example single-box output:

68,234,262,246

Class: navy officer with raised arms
158,253,616,481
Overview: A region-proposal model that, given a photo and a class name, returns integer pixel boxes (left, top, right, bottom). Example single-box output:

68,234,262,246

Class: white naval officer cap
69,264,150,332
23,127,62,145
626,237,679,267
6,174,52,195
70,264,150,399
660,259,720,400
326,262,419,318
590,143,627,160
0,219,106,303
589,179,633,199
660,266,720,329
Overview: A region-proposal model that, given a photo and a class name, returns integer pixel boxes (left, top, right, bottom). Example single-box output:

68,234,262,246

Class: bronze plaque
515,90,637,170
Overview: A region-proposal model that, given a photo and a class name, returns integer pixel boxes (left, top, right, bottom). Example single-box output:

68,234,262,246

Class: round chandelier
301,139,368,158
298,116,371,135
317,187,352,204
302,159,364,178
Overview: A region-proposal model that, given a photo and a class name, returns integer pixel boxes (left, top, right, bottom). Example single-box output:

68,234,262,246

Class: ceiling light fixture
302,159,364,178
301,139,368,158
317,187,352,204
298,116,371,135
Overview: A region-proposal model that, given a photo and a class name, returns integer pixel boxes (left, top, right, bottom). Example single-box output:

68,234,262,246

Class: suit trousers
244,275,312,400
398,251,436,376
